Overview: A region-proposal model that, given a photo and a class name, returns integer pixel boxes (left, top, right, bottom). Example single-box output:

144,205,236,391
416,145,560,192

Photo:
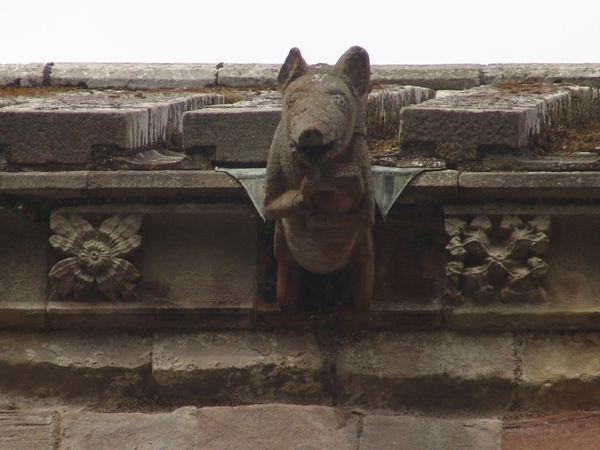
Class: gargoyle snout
297,127,325,147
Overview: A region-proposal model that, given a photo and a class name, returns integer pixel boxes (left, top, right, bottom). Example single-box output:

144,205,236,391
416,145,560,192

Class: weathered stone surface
0,331,151,404
216,63,280,87
502,412,600,450
400,85,600,162
360,415,502,450
196,404,358,449
87,170,243,197
0,91,223,165
484,63,600,87
0,211,48,329
0,63,45,87
46,204,258,327
50,63,217,89
183,106,280,165
152,331,328,404
371,64,483,90
520,332,600,412
61,407,196,450
335,331,514,412
459,172,600,199
0,410,55,450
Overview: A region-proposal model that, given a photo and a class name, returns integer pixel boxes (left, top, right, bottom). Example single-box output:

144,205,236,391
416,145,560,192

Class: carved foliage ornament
444,215,550,304
49,214,142,301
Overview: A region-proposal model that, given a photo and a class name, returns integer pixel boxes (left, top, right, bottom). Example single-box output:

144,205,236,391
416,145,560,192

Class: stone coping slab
4,63,600,90
0,90,224,165
400,85,600,163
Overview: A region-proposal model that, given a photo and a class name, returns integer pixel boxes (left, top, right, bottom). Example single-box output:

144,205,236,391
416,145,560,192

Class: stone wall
2,63,600,448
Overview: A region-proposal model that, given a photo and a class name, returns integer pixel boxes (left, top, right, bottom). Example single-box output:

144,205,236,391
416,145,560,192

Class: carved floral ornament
444,215,551,304
48,214,142,301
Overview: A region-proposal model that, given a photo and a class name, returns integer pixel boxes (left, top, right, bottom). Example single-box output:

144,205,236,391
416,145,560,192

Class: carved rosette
444,215,551,304
48,214,142,301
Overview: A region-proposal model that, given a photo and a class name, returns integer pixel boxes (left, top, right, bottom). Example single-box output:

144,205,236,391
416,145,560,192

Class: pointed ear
278,47,308,88
334,46,370,97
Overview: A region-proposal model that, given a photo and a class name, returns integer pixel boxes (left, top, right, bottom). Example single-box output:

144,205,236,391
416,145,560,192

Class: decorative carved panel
48,214,142,301
444,215,550,304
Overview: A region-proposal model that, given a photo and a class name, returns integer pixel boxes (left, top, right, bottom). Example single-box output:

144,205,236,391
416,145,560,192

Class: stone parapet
4,62,600,90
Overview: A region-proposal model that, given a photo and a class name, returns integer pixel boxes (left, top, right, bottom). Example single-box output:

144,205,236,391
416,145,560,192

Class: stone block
360,415,502,450
0,211,48,329
483,63,600,87
0,91,223,165
502,412,600,450
46,204,258,328
371,64,483,90
61,407,196,450
399,85,600,163
152,331,329,404
196,404,358,449
335,331,514,412
0,331,151,404
182,106,281,165
0,63,45,87
50,63,217,89
520,332,600,412
0,410,55,450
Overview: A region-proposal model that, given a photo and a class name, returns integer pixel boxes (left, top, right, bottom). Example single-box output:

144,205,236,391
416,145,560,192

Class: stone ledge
152,331,329,405
458,172,600,199
335,331,514,413
0,331,152,405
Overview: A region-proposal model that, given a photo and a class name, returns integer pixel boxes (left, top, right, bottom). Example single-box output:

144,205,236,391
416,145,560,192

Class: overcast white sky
2,0,599,65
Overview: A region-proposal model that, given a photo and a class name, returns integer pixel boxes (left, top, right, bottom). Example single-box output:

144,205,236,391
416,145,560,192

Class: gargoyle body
264,46,375,311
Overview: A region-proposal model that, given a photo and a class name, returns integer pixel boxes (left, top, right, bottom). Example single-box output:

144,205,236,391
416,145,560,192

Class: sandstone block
360,415,502,450
152,331,328,404
196,404,358,449
400,85,600,163
0,211,49,329
0,411,55,450
50,63,217,89
520,332,600,412
0,331,151,404
182,106,281,165
61,407,196,450
335,331,514,412
502,412,600,450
